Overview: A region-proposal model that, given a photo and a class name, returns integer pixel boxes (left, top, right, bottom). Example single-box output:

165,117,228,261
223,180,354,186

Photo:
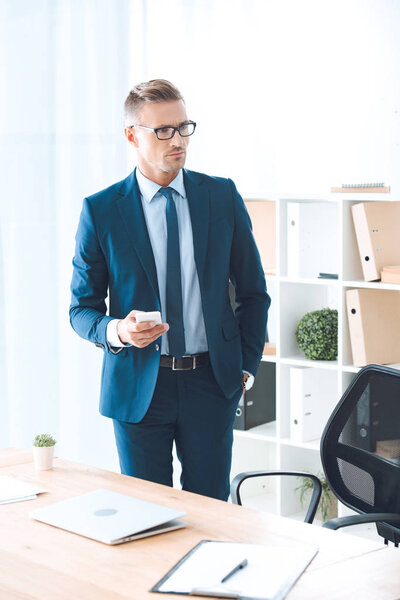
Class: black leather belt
160,352,209,370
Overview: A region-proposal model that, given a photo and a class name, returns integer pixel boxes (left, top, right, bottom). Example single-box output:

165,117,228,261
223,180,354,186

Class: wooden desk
0,449,399,600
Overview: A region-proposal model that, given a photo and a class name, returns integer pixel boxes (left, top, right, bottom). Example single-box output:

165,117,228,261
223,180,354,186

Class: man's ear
124,126,138,148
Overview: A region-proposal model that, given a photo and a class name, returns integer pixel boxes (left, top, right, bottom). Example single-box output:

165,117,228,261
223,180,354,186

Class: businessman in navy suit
70,79,270,500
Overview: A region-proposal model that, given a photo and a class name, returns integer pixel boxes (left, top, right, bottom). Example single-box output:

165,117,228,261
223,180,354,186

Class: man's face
125,99,190,184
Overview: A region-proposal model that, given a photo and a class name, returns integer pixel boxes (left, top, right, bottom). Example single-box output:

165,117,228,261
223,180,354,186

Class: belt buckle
172,356,195,371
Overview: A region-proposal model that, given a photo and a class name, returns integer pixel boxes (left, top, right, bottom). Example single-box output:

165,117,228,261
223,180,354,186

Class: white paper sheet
157,541,318,600
0,476,47,504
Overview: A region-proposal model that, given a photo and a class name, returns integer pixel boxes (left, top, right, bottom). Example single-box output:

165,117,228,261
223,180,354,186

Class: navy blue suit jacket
70,168,270,422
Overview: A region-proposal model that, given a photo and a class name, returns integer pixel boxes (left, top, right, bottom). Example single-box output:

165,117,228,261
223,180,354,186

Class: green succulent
33,433,56,447
295,308,338,360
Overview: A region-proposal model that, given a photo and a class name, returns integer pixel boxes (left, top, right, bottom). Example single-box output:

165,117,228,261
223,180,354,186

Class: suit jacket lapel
184,169,210,280
116,169,160,303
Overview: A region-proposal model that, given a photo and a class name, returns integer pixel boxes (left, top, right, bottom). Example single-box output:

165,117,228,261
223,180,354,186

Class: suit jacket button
155,344,160,351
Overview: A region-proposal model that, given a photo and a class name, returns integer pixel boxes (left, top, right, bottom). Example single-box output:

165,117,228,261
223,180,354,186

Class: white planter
33,445,55,470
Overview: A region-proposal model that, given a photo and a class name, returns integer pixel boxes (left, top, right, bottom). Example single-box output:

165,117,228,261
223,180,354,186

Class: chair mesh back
337,459,374,505
321,365,400,522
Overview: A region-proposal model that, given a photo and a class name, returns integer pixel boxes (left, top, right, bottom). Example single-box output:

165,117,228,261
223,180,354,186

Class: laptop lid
30,488,186,545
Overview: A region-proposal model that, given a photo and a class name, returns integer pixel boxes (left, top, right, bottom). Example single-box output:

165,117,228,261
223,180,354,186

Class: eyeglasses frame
128,121,196,140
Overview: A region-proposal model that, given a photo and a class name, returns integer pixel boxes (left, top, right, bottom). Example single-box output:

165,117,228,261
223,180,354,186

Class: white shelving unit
231,192,400,538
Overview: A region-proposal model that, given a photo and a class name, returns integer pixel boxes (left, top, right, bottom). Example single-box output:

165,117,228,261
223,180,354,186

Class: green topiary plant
295,308,338,360
33,433,56,447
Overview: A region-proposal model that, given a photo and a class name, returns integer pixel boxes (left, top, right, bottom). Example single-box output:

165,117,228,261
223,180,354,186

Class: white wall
139,0,400,197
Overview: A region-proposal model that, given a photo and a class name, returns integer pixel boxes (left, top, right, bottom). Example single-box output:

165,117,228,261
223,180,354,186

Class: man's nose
170,129,187,145
171,128,181,141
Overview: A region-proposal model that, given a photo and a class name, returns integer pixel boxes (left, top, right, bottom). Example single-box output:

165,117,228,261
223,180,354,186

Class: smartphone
135,311,162,325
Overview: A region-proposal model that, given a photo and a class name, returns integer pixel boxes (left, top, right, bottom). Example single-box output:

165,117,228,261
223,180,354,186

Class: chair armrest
230,470,322,524
323,513,400,530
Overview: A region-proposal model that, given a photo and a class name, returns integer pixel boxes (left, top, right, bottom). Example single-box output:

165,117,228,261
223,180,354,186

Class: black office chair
231,470,322,523
231,364,400,542
321,363,400,544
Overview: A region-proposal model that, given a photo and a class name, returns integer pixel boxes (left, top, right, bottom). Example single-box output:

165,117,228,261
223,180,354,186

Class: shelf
338,194,396,202
261,354,276,363
279,437,320,451
274,192,396,202
280,357,338,370
243,192,278,201
342,363,400,373
279,193,333,202
234,421,277,441
343,280,400,291
279,276,339,286
233,193,400,524
341,364,361,373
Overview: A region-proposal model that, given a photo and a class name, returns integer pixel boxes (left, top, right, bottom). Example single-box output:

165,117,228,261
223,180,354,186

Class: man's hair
124,79,184,124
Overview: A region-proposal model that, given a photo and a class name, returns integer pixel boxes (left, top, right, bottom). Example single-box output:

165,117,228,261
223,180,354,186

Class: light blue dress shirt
136,168,208,356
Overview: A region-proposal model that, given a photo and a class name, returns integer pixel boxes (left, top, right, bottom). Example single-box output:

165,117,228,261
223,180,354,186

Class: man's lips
167,151,185,157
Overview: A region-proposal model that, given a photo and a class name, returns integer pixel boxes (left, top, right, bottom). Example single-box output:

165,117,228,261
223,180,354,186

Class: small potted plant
296,471,338,522
33,433,56,470
295,308,338,361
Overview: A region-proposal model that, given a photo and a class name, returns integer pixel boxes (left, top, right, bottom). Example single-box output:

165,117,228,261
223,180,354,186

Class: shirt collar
136,168,186,203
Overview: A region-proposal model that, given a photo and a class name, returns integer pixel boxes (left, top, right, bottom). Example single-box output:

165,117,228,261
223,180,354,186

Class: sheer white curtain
0,0,139,468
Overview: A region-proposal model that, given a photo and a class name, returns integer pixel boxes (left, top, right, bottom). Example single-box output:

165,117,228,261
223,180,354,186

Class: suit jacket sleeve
228,179,271,376
69,197,114,351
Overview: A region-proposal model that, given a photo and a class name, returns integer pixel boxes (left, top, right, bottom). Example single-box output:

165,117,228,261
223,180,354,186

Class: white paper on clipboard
152,540,318,600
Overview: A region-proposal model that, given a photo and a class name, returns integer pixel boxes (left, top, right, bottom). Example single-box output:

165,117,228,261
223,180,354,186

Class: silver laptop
30,488,186,545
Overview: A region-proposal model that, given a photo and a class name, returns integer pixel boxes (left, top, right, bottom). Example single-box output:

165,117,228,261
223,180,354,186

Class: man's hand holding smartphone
117,310,168,348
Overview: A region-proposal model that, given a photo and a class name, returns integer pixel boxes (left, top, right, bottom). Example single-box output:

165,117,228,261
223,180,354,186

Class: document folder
151,540,318,600
351,202,400,281
346,288,400,366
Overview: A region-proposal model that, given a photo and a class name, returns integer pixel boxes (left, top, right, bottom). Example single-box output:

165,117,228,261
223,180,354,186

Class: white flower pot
33,445,55,470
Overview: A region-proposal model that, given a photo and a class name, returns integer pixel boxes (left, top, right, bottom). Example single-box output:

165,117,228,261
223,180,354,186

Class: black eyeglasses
129,121,196,140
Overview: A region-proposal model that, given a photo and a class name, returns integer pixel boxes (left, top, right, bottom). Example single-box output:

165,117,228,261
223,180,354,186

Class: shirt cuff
106,319,131,348
243,370,255,391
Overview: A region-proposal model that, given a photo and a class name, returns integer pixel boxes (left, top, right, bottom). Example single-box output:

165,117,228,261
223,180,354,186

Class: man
70,79,270,501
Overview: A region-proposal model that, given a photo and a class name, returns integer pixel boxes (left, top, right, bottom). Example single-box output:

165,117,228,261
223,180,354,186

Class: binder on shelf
234,362,276,431
351,202,400,281
381,266,400,284
245,200,276,274
289,367,337,443
287,202,338,279
351,375,400,454
346,288,400,367
376,439,400,459
263,342,276,355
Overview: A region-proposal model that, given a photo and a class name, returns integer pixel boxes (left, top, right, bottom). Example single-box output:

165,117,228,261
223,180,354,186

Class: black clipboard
150,539,318,600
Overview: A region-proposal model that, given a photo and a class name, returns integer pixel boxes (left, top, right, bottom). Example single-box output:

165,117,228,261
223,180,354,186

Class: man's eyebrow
156,120,190,128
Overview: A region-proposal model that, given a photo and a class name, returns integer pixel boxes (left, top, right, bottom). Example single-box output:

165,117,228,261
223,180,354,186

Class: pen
220,558,248,583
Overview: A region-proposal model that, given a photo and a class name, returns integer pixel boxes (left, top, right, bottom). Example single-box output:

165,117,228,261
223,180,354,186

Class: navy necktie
159,187,186,359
